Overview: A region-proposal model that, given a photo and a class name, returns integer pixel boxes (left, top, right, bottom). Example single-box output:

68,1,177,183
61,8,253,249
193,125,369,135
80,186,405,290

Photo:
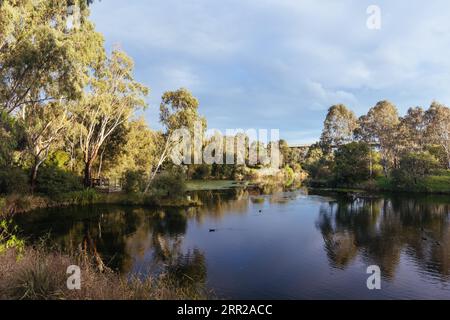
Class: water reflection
316,194,450,280
14,188,450,298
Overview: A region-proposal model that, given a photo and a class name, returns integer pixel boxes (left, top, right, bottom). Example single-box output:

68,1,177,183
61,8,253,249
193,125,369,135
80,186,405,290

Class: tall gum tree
22,100,69,191
0,0,104,115
75,50,148,187
357,100,400,175
398,107,427,153
0,0,104,189
425,102,450,169
144,88,206,192
320,104,358,154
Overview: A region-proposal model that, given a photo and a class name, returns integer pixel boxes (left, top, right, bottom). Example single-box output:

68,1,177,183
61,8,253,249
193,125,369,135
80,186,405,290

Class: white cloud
304,81,358,110
91,0,450,142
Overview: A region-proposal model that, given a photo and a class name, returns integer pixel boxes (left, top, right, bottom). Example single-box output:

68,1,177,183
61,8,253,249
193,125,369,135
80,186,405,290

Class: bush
63,189,99,205
0,220,25,255
123,170,147,194
284,165,295,181
151,171,186,199
393,151,440,187
192,165,211,180
35,166,83,199
334,142,371,186
0,167,29,195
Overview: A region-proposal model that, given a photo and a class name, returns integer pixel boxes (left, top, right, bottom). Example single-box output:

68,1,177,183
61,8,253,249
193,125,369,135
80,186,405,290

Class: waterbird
209,229,216,233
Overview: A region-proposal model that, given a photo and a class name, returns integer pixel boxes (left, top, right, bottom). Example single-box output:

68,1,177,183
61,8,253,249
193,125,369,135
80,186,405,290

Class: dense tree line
0,0,208,198
305,101,450,190
0,0,297,200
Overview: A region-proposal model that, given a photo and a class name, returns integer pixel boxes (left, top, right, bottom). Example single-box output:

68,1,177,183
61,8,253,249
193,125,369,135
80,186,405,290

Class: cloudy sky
90,0,450,144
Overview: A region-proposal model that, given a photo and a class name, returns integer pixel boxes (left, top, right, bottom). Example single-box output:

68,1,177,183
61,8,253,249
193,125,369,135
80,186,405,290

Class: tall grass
0,246,212,300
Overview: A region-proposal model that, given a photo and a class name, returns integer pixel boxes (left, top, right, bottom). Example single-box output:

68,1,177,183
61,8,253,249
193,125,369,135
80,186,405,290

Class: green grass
421,175,450,193
375,176,394,190
186,180,248,191
375,175,450,194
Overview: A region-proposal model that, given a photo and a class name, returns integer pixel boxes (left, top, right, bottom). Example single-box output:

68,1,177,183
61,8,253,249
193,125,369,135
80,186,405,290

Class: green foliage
76,50,149,186
0,167,29,195
0,112,25,167
192,164,212,180
160,88,206,134
0,220,25,256
356,100,400,173
63,188,99,205
35,166,83,199
123,170,147,194
284,165,295,180
320,104,358,153
426,145,448,169
392,151,440,187
151,171,187,199
46,150,71,169
422,175,450,193
334,142,371,186
303,143,333,183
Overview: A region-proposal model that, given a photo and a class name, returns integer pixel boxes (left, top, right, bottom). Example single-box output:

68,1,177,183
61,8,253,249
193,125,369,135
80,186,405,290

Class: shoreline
2,178,450,215
307,186,450,196
0,192,202,216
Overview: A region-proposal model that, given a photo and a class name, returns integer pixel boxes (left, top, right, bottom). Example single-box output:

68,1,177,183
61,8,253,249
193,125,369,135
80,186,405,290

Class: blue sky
90,0,450,144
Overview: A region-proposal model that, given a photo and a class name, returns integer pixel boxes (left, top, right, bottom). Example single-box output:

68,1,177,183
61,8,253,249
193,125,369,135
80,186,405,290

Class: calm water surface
15,188,450,299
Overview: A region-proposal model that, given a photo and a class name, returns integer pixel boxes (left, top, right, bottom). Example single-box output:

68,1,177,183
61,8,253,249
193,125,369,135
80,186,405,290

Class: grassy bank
0,191,202,216
0,246,210,300
186,180,249,191
308,174,450,195
374,175,450,194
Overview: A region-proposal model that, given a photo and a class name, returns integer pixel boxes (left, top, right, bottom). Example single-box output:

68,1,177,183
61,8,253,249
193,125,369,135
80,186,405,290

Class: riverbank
0,179,277,215
0,191,202,216
3,174,449,216
0,246,210,300
6,189,450,300
307,175,450,195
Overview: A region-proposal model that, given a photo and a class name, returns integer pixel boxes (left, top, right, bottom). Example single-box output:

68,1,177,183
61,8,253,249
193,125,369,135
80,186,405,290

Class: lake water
15,188,450,299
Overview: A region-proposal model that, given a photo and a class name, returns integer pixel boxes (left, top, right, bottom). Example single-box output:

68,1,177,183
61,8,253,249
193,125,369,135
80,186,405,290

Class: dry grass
0,247,211,300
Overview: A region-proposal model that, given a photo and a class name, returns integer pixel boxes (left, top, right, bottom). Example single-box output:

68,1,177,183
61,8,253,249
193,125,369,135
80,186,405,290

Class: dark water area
14,188,450,299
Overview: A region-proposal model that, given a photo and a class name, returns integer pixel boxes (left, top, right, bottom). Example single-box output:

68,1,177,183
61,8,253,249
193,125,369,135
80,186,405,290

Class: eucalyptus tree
22,100,69,191
145,88,206,192
425,102,450,169
94,118,159,181
357,100,400,175
0,0,104,115
1,0,103,189
320,104,358,154
397,107,427,153
75,50,148,186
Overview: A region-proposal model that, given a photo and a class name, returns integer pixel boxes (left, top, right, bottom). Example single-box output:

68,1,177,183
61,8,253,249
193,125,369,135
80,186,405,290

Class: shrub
35,166,83,199
192,165,211,180
151,171,186,199
46,150,71,169
0,167,29,195
334,142,371,186
284,165,295,183
63,189,99,205
0,220,25,255
123,170,147,194
393,151,440,187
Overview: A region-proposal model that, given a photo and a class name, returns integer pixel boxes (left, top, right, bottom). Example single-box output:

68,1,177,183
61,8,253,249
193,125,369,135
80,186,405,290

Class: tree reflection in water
14,186,450,296
316,195,450,280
